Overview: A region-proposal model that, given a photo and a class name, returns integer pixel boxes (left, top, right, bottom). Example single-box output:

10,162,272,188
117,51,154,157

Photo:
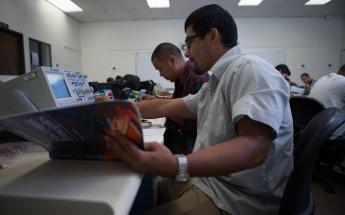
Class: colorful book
0,101,143,160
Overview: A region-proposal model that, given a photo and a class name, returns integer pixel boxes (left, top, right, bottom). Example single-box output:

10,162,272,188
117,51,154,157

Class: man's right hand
140,94,157,101
95,96,111,102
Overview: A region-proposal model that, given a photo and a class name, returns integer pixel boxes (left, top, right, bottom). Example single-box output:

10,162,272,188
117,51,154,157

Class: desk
0,122,165,215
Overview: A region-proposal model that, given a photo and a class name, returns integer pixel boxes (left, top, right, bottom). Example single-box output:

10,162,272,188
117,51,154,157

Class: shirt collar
209,45,243,81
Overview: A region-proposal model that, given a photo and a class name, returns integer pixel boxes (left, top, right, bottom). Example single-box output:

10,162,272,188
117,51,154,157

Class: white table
0,123,165,215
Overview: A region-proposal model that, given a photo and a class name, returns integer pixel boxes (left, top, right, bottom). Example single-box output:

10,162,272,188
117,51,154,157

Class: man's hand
140,94,157,101
95,96,111,102
106,131,178,177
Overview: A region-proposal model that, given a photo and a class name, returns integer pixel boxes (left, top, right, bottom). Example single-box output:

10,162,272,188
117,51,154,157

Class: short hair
106,77,114,83
300,73,310,78
184,4,238,48
115,75,122,81
151,42,183,62
338,64,345,76
275,64,291,76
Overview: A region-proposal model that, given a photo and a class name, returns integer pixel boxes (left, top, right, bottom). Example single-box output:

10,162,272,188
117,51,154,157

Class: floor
312,175,345,215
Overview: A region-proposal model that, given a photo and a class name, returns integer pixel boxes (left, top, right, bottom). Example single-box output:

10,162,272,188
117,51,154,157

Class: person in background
309,64,345,175
300,73,317,95
142,42,210,154
337,64,345,76
115,75,122,81
106,77,114,83
107,4,293,215
309,65,345,109
275,64,298,87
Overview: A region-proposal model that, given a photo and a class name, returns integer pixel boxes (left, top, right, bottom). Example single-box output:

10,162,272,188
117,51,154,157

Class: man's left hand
106,131,178,177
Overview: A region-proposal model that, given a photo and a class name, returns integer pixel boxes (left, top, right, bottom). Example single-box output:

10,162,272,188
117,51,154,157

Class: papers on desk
290,86,304,95
144,118,166,128
143,128,165,144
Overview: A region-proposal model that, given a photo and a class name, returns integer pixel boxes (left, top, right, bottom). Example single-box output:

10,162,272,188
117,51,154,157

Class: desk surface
0,123,165,215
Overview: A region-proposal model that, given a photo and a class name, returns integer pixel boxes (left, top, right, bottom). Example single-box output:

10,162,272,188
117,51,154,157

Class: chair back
289,96,325,130
279,107,345,215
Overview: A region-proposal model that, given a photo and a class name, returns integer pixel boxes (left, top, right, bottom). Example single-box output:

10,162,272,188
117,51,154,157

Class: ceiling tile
72,0,105,12
171,7,193,19
70,11,115,23
98,0,127,10
170,0,194,8
129,8,153,20
150,8,171,19
108,9,133,21
124,0,149,9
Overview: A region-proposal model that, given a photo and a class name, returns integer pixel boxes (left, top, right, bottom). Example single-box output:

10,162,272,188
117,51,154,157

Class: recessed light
46,0,83,12
305,0,332,5
146,0,170,8
238,0,263,6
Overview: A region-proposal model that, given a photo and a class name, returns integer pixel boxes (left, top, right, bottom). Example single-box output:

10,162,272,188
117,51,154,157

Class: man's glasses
185,34,200,49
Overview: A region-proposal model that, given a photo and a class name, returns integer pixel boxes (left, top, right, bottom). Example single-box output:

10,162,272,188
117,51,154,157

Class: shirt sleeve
226,57,290,135
183,83,208,115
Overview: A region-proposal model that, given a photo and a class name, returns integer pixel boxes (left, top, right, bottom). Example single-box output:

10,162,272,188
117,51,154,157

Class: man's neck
176,61,188,78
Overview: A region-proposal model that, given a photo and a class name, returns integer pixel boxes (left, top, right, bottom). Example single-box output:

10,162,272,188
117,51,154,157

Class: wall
81,20,185,82
343,17,345,49
0,0,81,80
81,17,344,85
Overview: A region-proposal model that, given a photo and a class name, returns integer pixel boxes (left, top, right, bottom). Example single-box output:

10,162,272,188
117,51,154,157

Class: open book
0,101,143,160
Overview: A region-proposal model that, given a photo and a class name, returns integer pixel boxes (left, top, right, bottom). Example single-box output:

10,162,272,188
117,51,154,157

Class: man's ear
208,28,220,44
168,55,176,66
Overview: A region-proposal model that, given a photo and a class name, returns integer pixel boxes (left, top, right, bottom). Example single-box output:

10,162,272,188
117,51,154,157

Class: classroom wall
0,0,81,80
343,17,345,48
81,16,344,85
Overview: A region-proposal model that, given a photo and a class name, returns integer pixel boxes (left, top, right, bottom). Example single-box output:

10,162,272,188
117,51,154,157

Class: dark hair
151,42,183,62
338,64,345,76
275,64,291,76
115,75,122,81
184,4,238,48
106,77,114,83
300,73,310,78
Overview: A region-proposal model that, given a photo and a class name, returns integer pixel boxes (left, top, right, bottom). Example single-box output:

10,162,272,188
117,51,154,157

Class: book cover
0,101,143,160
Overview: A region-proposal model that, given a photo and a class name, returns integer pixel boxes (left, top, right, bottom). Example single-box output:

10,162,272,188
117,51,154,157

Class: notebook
0,101,143,160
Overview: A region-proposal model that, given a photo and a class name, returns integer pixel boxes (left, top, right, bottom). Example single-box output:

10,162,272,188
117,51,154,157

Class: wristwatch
175,154,189,183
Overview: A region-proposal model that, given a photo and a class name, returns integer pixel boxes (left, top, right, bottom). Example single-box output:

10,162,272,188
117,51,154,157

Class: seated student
142,42,210,154
275,64,298,87
115,75,122,81
107,4,293,215
106,77,115,83
300,73,317,95
309,64,345,174
309,65,345,109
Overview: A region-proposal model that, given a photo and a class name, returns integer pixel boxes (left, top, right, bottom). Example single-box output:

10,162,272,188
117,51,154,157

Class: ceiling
68,0,345,23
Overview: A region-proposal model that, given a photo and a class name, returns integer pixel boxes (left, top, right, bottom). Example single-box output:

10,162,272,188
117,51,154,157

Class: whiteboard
243,48,286,67
135,52,174,90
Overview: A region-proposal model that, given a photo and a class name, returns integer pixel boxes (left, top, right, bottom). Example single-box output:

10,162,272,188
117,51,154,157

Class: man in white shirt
309,65,345,109
107,4,293,215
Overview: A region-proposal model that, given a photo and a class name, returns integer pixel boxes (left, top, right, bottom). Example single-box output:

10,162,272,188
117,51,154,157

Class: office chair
279,107,345,215
289,96,325,143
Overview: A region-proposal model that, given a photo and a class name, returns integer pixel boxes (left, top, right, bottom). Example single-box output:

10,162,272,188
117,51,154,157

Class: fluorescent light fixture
238,0,263,6
46,0,83,12
146,0,170,8
305,0,332,5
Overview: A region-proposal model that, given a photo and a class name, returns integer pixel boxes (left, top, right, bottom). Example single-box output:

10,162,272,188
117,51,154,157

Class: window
29,38,52,70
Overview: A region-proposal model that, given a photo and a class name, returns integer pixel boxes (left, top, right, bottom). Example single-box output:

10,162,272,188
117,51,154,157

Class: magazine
0,101,143,160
